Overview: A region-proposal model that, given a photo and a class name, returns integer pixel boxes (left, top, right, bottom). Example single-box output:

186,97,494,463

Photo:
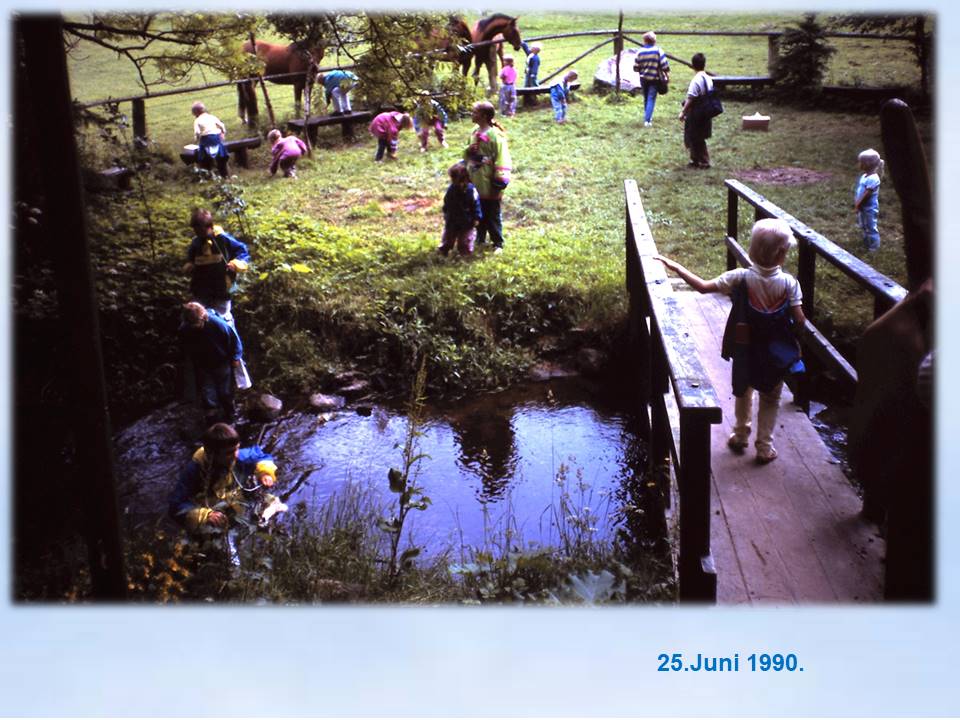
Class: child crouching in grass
267,129,308,178
655,218,806,464
369,111,413,162
549,71,578,124
438,162,482,257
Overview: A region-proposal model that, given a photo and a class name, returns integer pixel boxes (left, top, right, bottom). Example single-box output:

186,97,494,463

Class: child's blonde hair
503,55,514,65
191,101,206,116
398,113,413,130
858,148,885,178
749,218,795,268
528,43,542,53
564,70,579,82
267,128,282,144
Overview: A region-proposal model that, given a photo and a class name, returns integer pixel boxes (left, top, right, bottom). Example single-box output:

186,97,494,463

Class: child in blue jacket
439,162,483,256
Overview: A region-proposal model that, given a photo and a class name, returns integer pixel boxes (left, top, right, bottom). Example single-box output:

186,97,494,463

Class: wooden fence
624,178,721,603
76,26,913,141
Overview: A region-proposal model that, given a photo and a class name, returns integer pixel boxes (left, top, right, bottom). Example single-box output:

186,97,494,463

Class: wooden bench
517,81,581,107
287,110,373,143
179,136,262,168
710,76,774,89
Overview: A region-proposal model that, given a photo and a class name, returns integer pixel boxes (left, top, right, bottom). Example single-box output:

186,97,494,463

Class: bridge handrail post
678,410,717,602
624,179,720,604
797,234,817,322
726,185,739,271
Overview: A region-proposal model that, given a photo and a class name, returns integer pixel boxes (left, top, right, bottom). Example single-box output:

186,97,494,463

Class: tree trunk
18,14,127,600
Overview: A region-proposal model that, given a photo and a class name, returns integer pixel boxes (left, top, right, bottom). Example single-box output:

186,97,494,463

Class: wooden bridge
624,179,905,604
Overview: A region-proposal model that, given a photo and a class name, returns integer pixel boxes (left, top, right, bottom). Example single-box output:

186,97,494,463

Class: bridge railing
724,179,907,389
625,179,721,603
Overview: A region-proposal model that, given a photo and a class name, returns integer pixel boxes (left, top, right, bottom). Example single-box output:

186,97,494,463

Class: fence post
132,98,146,142
726,186,739,271
767,34,780,76
678,411,717,602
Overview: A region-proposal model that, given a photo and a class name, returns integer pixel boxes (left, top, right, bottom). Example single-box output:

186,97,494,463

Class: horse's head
292,40,325,69
503,16,522,51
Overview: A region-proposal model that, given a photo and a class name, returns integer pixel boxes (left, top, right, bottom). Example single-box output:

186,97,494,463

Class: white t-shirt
686,71,713,99
194,112,225,138
713,265,802,312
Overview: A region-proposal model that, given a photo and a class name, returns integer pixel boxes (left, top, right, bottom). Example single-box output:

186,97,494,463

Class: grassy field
65,11,930,406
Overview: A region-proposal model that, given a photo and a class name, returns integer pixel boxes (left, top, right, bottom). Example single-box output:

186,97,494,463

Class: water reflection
448,409,517,502
273,378,652,555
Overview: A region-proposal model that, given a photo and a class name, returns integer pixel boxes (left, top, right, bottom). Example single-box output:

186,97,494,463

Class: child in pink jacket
499,56,518,117
369,111,413,162
267,129,308,178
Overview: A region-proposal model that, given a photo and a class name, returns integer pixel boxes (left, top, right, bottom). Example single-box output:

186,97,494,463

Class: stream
271,377,651,558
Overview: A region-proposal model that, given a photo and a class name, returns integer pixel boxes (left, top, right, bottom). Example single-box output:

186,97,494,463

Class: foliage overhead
62,13,261,91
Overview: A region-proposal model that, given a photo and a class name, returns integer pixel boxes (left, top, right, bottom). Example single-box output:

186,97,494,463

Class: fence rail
625,179,720,603
724,178,908,391
724,179,907,321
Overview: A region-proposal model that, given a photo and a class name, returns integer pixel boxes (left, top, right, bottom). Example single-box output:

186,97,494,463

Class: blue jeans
196,363,235,423
550,96,567,122
641,79,658,123
477,198,503,249
858,207,880,250
375,137,397,161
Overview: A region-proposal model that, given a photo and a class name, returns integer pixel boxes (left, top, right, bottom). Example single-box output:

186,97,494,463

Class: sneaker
756,447,778,464
493,247,503,255
644,121,652,127
420,147,427,153
727,433,748,454
441,141,449,148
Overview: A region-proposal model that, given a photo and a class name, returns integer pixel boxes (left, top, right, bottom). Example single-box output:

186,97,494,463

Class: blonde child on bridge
655,218,807,464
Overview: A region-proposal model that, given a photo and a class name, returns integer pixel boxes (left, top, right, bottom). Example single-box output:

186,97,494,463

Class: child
549,71,578,124
854,148,884,252
369,111,413,162
413,92,449,152
320,69,358,115
498,55,518,117
521,42,542,87
267,129,308,178
179,303,244,426
191,101,229,176
655,218,807,464
464,101,512,253
183,208,249,327
439,162,483,257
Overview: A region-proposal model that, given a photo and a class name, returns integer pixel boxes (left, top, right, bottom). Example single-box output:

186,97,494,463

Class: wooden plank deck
672,285,885,604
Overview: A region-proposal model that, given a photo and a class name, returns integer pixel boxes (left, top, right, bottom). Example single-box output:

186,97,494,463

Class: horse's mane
476,13,515,36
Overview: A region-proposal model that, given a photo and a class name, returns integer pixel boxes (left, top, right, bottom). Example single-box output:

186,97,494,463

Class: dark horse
469,14,522,93
238,40,325,125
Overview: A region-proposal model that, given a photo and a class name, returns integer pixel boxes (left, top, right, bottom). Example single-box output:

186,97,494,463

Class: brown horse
238,40,325,124
469,14,522,93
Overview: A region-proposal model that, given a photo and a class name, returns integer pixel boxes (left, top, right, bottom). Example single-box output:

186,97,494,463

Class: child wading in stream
655,218,806,464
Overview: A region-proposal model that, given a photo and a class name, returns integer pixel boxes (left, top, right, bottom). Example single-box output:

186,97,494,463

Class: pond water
273,378,651,558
